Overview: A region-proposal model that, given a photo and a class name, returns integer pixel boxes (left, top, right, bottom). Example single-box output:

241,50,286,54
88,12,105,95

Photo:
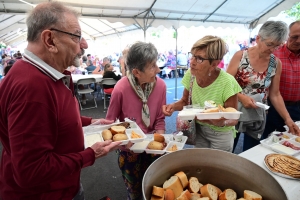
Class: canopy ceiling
0,0,298,48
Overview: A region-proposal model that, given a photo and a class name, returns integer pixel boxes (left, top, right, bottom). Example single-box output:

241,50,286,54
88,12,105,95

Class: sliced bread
110,126,126,135
152,186,164,197
214,185,222,196
175,171,189,188
244,190,262,200
163,176,183,198
219,189,237,200
150,195,164,200
200,184,218,200
176,189,191,200
190,193,202,200
188,177,201,193
164,188,175,200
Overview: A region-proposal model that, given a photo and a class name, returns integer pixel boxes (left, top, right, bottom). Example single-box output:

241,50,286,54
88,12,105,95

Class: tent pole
173,26,179,101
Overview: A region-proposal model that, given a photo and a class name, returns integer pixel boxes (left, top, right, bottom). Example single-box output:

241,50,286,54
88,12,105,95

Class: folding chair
76,77,97,110
100,78,118,109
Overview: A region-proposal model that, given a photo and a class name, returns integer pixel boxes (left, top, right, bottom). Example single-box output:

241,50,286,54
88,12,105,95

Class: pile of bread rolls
102,126,128,141
150,171,262,200
147,133,167,150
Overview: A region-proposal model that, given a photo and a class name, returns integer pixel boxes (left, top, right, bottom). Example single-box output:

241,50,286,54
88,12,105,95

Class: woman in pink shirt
106,42,166,200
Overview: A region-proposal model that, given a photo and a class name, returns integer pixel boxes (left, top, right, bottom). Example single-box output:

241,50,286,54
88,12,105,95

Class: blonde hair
191,35,228,62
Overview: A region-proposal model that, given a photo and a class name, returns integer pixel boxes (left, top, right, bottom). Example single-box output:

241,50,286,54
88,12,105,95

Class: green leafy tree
284,2,300,20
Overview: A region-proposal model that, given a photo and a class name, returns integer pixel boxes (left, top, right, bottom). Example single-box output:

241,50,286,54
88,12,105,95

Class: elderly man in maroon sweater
0,2,120,200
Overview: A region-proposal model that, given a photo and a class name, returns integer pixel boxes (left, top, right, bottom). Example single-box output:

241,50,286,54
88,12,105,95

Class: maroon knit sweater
0,59,94,199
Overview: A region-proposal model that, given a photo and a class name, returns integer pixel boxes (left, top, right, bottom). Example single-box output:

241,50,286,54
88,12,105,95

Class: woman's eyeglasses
263,41,282,50
188,52,211,64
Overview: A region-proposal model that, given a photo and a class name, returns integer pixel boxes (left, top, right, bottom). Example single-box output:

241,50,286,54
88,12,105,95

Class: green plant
284,2,300,20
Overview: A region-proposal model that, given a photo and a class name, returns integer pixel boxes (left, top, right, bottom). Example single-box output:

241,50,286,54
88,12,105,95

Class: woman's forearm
270,95,291,122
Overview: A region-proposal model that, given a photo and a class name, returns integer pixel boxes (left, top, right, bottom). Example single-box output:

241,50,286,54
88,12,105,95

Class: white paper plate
129,134,188,154
178,109,203,120
255,102,270,110
165,141,185,153
83,121,146,148
196,112,242,120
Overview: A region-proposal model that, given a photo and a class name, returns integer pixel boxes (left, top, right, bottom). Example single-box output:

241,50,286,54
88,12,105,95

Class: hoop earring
208,72,211,76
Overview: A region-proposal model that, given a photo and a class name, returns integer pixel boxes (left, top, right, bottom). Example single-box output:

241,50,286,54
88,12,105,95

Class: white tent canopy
0,0,298,48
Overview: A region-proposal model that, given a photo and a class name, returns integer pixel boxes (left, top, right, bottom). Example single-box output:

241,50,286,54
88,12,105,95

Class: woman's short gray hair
126,42,158,73
258,21,288,43
26,2,79,42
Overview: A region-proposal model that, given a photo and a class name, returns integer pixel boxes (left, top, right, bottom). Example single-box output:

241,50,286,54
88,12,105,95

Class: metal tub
142,148,287,200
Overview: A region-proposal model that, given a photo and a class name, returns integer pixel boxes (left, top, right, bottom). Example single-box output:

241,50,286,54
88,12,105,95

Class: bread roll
148,141,164,150
218,104,225,112
190,193,201,200
175,171,189,188
219,189,237,200
200,184,218,200
163,176,183,198
110,126,126,135
152,186,164,197
150,195,164,200
199,198,209,200
188,177,201,193
237,198,246,200
243,190,262,200
164,188,175,200
295,137,300,143
176,189,191,200
214,185,222,196
116,122,130,128
154,133,165,143
112,133,128,141
182,190,191,199
223,107,237,112
102,129,112,141
203,107,219,113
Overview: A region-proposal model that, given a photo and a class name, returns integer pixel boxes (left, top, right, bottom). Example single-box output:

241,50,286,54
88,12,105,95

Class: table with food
83,101,300,200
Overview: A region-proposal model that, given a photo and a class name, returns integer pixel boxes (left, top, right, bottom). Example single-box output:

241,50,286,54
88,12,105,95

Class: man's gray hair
26,1,79,42
126,42,158,73
258,21,288,43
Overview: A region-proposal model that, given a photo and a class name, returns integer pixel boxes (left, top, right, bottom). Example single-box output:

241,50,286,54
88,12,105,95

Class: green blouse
181,69,242,132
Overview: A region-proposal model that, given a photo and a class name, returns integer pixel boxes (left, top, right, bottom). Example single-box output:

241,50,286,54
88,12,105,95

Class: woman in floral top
227,21,300,152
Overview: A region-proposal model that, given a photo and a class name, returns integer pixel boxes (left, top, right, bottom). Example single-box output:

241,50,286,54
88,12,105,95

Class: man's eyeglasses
50,28,82,43
188,52,211,64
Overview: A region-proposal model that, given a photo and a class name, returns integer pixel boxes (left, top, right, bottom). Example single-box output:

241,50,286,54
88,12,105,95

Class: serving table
239,144,300,200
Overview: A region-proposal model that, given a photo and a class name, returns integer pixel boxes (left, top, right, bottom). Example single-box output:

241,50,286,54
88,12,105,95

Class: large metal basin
142,148,287,200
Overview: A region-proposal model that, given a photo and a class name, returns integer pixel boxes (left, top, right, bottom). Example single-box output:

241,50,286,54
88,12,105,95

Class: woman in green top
162,35,242,152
